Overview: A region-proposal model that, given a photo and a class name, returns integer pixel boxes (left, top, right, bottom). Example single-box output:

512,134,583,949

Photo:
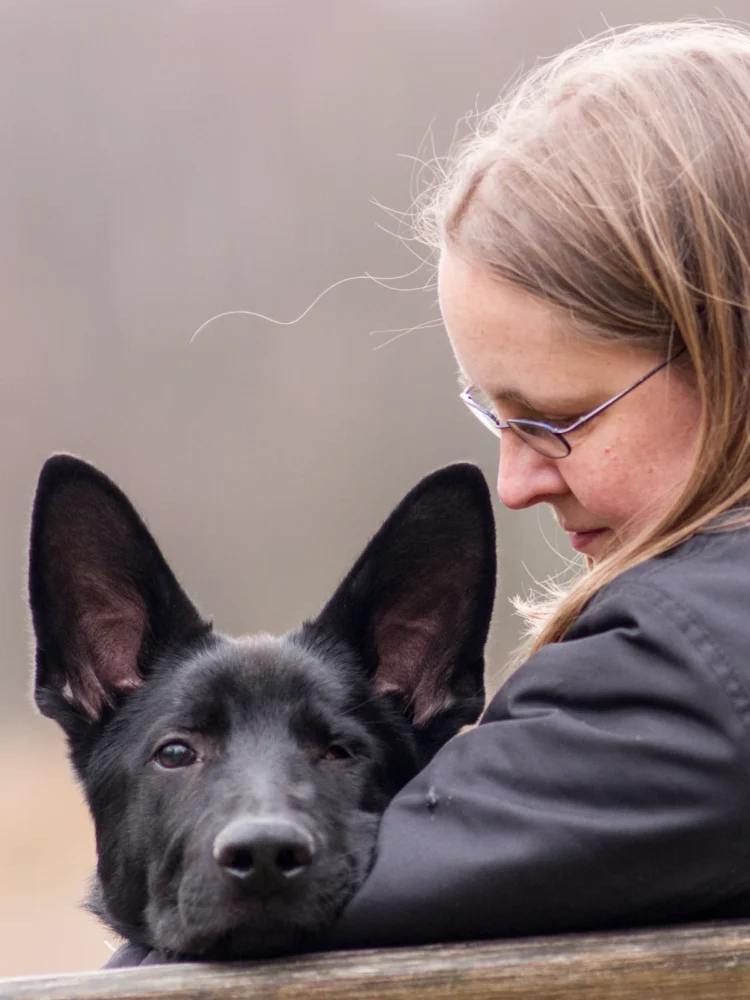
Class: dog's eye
322,744,351,762
154,741,197,769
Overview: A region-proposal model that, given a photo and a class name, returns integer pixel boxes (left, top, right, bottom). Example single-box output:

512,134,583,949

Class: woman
110,20,750,964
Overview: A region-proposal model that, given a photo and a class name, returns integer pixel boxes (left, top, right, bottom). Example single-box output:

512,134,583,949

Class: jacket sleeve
324,578,750,948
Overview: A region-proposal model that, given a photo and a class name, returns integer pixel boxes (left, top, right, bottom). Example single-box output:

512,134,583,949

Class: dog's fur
28,456,495,960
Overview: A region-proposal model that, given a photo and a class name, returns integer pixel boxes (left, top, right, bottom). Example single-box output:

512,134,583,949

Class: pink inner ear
372,612,455,727
69,583,147,720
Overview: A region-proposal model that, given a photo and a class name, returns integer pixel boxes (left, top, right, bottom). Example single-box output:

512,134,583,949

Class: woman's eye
154,741,197,769
540,415,581,430
322,744,352,762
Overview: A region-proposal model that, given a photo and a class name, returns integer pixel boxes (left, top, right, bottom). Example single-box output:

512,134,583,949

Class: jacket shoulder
583,523,750,645
502,525,750,711
603,521,750,601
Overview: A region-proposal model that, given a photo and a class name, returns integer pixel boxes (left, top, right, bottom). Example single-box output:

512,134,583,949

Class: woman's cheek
573,451,634,523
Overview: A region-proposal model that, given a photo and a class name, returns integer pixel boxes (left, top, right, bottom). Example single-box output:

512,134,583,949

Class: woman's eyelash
542,415,577,428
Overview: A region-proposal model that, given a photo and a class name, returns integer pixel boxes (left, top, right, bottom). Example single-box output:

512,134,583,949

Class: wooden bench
2,921,750,1000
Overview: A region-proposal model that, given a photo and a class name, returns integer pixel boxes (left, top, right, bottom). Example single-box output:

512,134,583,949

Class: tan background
1,0,747,979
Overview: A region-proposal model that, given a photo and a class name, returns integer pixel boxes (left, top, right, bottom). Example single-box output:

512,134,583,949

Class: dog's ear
311,464,496,746
29,455,209,729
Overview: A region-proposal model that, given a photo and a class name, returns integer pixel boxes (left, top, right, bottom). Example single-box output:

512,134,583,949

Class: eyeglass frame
459,346,687,459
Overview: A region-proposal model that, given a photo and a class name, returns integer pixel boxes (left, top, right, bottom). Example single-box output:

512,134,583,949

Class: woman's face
439,253,702,562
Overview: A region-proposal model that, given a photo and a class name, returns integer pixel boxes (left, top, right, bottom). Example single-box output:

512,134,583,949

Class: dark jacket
106,524,750,967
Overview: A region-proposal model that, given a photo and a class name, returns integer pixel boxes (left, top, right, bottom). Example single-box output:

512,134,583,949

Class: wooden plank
2,922,750,1000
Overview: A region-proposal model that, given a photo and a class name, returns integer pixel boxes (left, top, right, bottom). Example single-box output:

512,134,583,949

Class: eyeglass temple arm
553,347,687,436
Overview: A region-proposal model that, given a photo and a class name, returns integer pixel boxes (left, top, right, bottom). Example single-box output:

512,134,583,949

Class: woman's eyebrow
496,386,595,414
458,373,590,414
492,386,546,410
456,372,537,404
456,370,552,409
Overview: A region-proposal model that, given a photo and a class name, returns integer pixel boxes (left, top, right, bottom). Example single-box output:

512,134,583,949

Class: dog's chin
148,891,341,962
203,925,312,961
156,922,314,962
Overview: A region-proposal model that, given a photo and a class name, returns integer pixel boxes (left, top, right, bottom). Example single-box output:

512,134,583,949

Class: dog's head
28,456,495,959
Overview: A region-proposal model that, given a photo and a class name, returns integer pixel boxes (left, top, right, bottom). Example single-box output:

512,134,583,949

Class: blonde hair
421,20,750,654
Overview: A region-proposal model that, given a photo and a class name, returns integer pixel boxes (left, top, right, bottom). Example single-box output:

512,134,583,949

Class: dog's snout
213,818,314,892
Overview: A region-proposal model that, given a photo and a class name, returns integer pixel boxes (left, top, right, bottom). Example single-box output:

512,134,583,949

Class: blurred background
1,0,746,978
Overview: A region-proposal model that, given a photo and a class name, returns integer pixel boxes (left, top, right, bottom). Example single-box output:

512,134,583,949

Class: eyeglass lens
509,421,570,458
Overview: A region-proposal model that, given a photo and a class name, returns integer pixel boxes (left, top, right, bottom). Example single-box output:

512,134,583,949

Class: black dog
28,456,495,960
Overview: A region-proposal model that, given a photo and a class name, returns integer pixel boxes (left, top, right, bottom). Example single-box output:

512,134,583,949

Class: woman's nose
496,432,569,510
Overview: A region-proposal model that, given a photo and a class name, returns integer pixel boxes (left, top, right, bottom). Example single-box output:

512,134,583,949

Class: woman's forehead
440,253,658,401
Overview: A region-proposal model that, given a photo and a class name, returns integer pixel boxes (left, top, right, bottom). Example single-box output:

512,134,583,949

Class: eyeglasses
459,347,687,459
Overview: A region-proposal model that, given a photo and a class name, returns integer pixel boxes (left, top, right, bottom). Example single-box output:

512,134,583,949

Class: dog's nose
213,817,314,892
